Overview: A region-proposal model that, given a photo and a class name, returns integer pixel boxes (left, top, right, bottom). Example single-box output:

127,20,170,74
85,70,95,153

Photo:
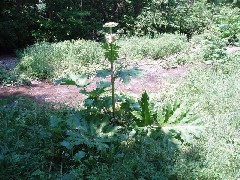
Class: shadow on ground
0,95,204,179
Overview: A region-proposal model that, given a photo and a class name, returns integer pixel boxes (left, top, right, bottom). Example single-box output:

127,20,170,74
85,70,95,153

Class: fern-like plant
132,91,154,127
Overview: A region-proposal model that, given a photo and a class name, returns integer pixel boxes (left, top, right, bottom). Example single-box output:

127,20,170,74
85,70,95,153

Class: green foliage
212,6,240,45
130,0,214,37
168,54,240,179
103,43,120,63
119,34,188,59
0,67,30,85
0,98,64,179
2,3,240,178
0,0,102,49
5,53,240,179
192,6,240,62
18,34,185,80
0,96,199,179
18,40,104,80
132,91,153,127
158,100,181,125
202,31,228,61
1,0,239,51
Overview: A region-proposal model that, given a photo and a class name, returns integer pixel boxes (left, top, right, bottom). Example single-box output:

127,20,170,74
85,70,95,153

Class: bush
0,93,202,179
18,34,188,80
169,55,240,179
131,0,214,37
201,31,228,62
18,40,104,80
0,67,30,85
119,34,188,60
212,6,240,45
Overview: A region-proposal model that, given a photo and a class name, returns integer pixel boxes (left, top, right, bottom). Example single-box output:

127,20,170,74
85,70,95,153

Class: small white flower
105,33,117,44
103,22,118,28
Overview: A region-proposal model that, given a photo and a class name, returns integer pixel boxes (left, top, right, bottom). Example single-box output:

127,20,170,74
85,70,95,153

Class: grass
118,34,188,60
2,55,240,178
16,33,188,80
168,53,240,179
17,40,104,80
1,31,240,179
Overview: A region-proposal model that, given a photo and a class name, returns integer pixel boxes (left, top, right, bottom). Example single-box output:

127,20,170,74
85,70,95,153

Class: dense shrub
164,54,240,178
0,96,194,179
18,34,187,80
18,40,104,79
212,6,240,45
0,67,29,85
119,34,188,60
129,0,214,38
2,0,238,50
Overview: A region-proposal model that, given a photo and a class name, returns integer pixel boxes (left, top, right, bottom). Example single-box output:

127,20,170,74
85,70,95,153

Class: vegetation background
1,0,239,51
0,0,240,179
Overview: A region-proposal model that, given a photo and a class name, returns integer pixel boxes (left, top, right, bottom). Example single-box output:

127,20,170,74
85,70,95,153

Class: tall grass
18,40,104,80
119,34,188,60
17,34,188,80
170,54,240,179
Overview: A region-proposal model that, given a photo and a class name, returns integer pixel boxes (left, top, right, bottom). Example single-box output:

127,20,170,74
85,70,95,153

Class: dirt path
0,56,188,106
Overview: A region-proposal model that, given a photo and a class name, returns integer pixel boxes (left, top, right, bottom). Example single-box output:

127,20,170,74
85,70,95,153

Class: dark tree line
0,0,238,51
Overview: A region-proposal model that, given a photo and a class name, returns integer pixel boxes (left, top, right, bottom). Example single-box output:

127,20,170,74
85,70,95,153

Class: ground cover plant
3,55,240,178
0,23,200,179
170,53,240,179
17,33,187,80
118,34,188,60
0,95,199,179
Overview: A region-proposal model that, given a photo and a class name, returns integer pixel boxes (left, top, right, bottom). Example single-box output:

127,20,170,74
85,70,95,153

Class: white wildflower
103,22,118,28
105,33,117,44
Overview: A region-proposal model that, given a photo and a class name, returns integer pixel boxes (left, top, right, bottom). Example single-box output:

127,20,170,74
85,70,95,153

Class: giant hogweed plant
60,22,141,120
103,22,120,119
59,23,201,142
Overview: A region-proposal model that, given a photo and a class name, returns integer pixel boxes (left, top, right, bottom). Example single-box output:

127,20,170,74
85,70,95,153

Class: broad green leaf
57,74,90,88
97,81,111,89
133,91,153,127
60,141,73,150
31,169,45,176
96,69,111,78
85,99,94,106
73,151,86,161
50,115,63,128
66,116,82,129
116,67,142,84
81,88,108,97
102,43,120,62
139,91,153,126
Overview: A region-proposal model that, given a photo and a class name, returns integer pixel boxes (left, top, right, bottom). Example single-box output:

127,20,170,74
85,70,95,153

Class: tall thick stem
110,43,116,119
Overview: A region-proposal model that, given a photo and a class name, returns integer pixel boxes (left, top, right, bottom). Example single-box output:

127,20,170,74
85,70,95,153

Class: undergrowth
17,34,187,80
0,94,199,179
118,34,188,60
17,40,104,80
166,54,240,179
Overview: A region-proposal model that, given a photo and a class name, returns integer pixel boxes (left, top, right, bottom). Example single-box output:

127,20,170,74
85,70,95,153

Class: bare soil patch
0,56,188,106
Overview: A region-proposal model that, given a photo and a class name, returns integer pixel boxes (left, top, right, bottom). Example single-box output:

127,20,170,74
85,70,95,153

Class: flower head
105,33,117,44
103,22,118,28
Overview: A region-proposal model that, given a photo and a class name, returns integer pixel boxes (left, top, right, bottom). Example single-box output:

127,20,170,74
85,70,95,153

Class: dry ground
0,56,188,106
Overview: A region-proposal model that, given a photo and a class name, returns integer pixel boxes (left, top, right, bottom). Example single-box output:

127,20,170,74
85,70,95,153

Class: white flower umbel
103,22,118,28
103,22,118,34
105,33,117,44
